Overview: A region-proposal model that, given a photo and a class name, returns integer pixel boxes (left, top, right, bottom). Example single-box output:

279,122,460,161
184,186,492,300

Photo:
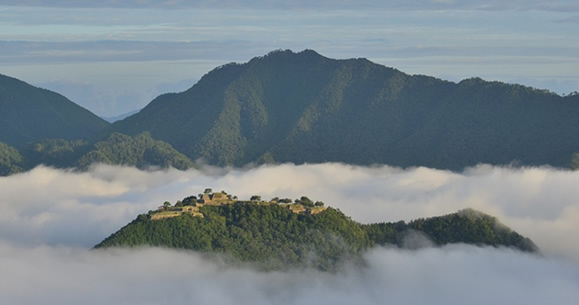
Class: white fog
1,163,578,304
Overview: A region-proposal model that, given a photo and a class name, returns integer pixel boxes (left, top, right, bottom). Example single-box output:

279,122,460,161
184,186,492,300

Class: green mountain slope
19,139,90,169
95,192,537,271
10,132,194,172
0,74,110,147
107,50,579,169
0,141,24,175
77,132,194,170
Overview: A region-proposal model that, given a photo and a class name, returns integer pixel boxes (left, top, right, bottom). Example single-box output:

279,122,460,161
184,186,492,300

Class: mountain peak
107,50,579,170
246,49,327,65
265,48,322,58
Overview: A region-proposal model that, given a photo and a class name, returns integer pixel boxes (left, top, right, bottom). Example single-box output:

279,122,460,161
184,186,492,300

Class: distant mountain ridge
102,109,140,123
0,74,110,148
107,49,579,170
0,74,191,173
3,49,579,174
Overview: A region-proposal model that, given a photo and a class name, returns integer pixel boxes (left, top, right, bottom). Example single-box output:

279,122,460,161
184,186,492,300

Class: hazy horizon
1,1,578,116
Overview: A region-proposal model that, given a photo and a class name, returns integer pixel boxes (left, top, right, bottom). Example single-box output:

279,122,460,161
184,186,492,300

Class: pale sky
1,1,578,117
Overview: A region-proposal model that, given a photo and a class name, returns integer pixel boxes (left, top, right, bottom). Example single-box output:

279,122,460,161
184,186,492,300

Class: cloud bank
1,244,577,305
2,163,579,259
1,163,579,304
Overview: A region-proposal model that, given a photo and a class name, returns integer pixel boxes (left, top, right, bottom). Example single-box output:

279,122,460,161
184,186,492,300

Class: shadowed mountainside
0,74,110,148
107,50,579,170
3,50,579,174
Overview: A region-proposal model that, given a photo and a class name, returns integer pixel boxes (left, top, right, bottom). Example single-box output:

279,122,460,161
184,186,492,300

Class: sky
1,1,578,117
1,163,579,304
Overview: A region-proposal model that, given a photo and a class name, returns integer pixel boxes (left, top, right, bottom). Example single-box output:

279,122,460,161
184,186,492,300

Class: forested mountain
107,50,579,169
95,192,537,271
0,74,192,172
0,74,110,147
3,50,579,174
11,132,195,171
76,132,194,170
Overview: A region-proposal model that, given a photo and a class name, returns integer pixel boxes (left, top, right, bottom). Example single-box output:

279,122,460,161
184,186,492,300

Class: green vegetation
4,50,579,175
0,132,195,174
95,190,538,271
0,74,196,173
106,50,579,170
20,139,90,169
0,132,194,176
0,141,24,175
76,132,194,170
363,208,537,252
0,73,109,148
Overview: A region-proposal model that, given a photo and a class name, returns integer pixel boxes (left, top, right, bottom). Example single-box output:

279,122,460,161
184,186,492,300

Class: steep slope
108,50,579,169
108,61,248,164
0,74,110,147
95,193,538,271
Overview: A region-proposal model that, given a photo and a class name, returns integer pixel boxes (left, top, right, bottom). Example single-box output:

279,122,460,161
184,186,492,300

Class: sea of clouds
1,163,578,304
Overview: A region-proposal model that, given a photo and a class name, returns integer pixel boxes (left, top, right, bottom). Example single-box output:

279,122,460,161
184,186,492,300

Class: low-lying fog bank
1,163,578,304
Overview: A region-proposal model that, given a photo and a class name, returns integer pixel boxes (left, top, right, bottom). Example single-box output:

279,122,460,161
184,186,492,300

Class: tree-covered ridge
0,133,196,174
95,190,538,271
76,132,194,170
363,208,537,252
106,49,579,170
4,50,579,175
0,141,24,175
20,139,90,169
0,74,109,148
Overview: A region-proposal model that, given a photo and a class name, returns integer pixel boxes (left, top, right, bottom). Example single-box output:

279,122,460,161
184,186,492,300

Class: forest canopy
95,190,538,271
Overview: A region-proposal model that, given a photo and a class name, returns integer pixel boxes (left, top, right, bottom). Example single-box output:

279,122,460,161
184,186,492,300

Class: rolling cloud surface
1,163,578,304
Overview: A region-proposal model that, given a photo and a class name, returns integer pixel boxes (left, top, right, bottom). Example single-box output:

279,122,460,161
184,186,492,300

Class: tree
250,195,262,202
163,201,172,209
182,196,197,206
299,196,314,207
204,188,213,194
314,201,324,207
